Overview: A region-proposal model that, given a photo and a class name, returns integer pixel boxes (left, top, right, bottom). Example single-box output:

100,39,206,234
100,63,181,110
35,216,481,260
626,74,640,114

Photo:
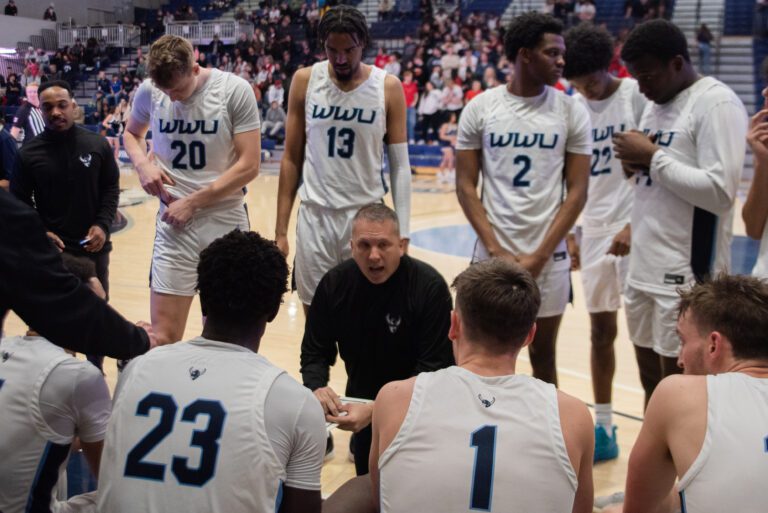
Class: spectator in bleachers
266,78,285,108
697,23,714,75
429,65,444,88
625,0,648,25
5,73,21,106
402,70,418,143
418,80,443,143
464,79,483,103
440,45,460,73
35,49,50,73
441,75,464,120
47,63,62,81
135,56,147,80
24,47,36,64
457,51,478,82
374,46,389,69
208,34,224,67
378,0,393,21
4,0,16,15
576,0,597,23
95,70,111,98
262,100,286,141
109,73,122,104
436,111,458,183
384,53,401,77
43,3,56,21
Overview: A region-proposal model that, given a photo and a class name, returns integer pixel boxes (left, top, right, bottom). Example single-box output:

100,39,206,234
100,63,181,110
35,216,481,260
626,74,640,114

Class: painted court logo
189,367,207,381
79,154,92,168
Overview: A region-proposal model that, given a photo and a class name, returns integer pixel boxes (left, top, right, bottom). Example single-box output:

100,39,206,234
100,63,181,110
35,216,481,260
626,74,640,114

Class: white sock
595,403,613,429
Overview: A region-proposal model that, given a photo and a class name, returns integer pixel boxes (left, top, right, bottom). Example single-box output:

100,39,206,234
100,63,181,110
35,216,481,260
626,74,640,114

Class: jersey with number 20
457,85,592,274
132,69,261,215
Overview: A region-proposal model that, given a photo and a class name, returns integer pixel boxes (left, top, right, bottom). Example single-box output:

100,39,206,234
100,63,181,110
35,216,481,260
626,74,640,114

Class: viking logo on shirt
79,154,92,168
188,367,207,380
488,132,559,149
478,394,496,408
385,314,401,334
310,104,377,124
158,119,220,135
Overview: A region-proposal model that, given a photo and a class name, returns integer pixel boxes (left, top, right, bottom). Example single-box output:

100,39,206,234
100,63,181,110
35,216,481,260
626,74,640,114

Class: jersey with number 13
300,61,388,209
132,70,261,214
457,86,592,274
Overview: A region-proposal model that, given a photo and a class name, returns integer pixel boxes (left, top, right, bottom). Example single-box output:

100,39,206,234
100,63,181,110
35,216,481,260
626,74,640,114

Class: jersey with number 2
457,85,592,274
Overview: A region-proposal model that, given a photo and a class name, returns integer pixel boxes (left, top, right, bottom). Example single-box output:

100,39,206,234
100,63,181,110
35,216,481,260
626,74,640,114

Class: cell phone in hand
79,237,91,246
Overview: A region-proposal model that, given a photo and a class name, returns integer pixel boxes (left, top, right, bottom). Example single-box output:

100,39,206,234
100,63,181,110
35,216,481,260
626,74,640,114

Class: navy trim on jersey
690,207,718,283
679,489,688,513
25,441,71,513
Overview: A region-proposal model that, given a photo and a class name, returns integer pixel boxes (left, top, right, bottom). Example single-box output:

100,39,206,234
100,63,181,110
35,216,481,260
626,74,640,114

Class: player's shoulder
555,389,593,441
376,375,418,406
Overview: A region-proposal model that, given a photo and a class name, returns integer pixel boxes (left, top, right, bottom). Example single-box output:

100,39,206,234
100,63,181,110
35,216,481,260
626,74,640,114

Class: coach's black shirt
300,255,454,400
11,125,119,254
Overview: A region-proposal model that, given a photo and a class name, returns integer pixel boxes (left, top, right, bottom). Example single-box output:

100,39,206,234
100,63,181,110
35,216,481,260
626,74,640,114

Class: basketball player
743,85,768,277
371,260,594,513
563,24,646,461
275,5,411,309
98,230,326,513
456,12,592,385
618,274,768,513
613,19,748,405
123,35,261,346
0,254,111,513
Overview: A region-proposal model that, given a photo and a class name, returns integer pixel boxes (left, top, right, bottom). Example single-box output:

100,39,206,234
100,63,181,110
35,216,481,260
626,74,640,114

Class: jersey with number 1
379,367,577,512
457,85,592,274
575,78,645,236
98,338,298,513
299,61,388,209
132,69,261,214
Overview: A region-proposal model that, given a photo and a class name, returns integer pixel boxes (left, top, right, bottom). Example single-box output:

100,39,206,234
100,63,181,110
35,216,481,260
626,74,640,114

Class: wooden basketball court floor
2,160,753,507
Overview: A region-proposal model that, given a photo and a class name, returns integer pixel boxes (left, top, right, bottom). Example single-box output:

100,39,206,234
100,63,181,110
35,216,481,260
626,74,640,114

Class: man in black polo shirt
10,79,119,370
300,203,454,476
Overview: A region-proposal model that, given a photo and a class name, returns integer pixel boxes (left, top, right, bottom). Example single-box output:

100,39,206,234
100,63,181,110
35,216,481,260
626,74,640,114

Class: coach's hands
136,321,158,351
46,231,65,252
314,386,344,417
83,225,106,253
328,403,373,433
137,159,175,201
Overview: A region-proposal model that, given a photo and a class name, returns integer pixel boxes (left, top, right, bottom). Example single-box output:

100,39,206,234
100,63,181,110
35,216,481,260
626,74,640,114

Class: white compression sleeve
388,142,412,237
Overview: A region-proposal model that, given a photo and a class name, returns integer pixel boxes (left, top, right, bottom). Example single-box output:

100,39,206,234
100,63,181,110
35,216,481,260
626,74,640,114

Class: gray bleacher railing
57,24,142,48
164,21,255,45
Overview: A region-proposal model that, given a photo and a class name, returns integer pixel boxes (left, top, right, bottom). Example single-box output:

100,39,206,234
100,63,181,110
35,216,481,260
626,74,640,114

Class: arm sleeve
0,190,150,358
649,99,747,215
388,142,412,237
264,376,326,491
95,137,120,234
228,75,261,133
39,358,111,443
412,271,455,374
456,97,484,150
299,277,338,391
130,80,153,125
566,99,593,155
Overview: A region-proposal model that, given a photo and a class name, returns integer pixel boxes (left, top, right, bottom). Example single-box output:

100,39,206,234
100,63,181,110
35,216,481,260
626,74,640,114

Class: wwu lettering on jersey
488,132,558,149
593,124,627,142
158,119,220,135
310,104,377,124
642,128,676,147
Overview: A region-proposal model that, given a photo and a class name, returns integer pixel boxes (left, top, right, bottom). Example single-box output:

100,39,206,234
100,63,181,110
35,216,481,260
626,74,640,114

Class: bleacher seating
724,0,756,36
754,38,768,109
461,0,510,17
409,144,443,170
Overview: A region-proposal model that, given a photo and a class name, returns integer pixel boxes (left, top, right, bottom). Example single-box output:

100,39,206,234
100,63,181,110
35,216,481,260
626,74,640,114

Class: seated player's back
379,366,577,512
98,338,319,513
0,335,109,513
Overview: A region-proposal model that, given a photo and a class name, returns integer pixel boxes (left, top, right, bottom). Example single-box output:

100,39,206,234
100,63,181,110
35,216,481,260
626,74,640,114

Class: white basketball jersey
753,222,768,278
379,367,577,512
457,85,592,274
98,338,288,513
678,373,768,513
0,337,79,513
576,79,644,236
299,61,388,209
628,77,746,295
132,70,261,214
